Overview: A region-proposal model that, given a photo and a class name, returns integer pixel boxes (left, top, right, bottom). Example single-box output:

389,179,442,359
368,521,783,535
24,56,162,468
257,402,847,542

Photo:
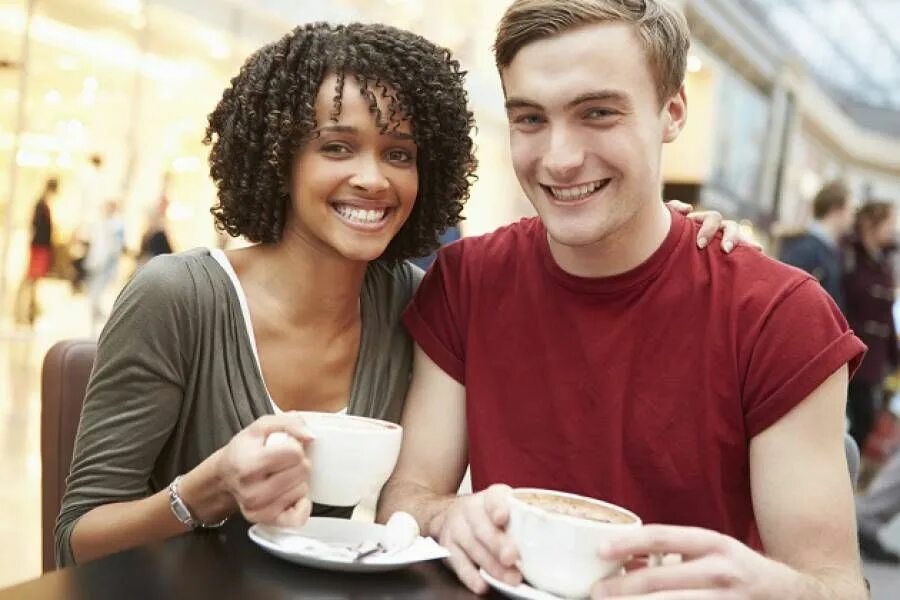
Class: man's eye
514,114,544,126
586,108,616,119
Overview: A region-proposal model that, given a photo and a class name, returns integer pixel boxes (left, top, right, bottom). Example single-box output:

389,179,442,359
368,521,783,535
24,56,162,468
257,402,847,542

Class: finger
444,542,489,595
250,414,316,442
240,464,309,512
241,442,310,481
665,199,693,214
594,588,739,600
594,556,735,597
600,525,726,562
274,497,313,528
690,211,721,249
482,484,513,527
467,492,516,557
243,481,308,525
720,221,739,253
455,519,521,585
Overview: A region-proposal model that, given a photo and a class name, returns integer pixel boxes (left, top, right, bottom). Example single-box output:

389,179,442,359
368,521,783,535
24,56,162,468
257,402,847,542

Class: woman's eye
386,149,414,162
322,143,351,154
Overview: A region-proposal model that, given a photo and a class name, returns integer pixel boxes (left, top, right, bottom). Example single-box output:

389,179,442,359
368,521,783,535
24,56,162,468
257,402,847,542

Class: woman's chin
335,241,391,264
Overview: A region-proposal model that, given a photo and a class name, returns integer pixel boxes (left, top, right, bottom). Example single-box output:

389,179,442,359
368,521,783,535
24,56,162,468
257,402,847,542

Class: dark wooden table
0,519,484,599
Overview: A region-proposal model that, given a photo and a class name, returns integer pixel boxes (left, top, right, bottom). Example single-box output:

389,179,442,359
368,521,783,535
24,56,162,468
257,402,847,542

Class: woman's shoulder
127,248,221,302
364,260,424,305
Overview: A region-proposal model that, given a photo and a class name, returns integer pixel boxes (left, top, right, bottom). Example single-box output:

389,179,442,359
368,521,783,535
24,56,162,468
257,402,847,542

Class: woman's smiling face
283,72,419,263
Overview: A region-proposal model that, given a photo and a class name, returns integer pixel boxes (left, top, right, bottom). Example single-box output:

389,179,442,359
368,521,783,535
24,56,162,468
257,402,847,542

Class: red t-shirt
403,209,866,549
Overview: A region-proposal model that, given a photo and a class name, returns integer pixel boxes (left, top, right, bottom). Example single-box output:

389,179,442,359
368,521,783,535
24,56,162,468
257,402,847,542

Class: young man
378,1,867,598
778,180,854,312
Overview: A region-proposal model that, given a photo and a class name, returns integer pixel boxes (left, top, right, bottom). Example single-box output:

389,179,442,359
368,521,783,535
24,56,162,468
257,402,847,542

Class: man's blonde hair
494,0,691,103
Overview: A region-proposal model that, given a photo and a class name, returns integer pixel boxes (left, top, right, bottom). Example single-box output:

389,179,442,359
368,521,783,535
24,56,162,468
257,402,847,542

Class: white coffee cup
507,488,650,599
267,412,402,507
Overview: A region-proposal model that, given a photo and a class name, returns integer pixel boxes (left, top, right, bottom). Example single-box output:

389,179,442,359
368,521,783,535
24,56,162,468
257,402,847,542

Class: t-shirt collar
537,204,687,294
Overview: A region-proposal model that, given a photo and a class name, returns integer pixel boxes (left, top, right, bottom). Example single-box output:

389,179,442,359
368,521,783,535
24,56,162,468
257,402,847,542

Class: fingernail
697,238,707,248
723,241,733,253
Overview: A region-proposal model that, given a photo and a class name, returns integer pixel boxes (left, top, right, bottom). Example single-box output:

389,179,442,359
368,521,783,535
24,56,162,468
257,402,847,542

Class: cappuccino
514,492,636,524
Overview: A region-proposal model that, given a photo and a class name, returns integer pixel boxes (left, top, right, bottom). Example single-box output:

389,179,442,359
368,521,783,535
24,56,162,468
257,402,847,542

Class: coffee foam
515,492,636,524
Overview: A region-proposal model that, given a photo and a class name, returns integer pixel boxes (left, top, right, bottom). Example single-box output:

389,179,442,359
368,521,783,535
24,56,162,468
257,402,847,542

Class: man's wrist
424,496,457,539
782,564,868,600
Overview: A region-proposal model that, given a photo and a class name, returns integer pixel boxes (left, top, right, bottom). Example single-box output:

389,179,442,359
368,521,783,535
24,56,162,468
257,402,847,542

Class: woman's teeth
333,204,388,224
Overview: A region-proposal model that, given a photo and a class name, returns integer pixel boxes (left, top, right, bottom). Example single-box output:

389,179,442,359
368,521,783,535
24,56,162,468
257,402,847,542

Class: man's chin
545,226,610,250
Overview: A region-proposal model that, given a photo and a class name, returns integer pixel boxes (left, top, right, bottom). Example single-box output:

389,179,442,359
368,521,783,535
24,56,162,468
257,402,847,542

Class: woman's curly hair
204,22,477,262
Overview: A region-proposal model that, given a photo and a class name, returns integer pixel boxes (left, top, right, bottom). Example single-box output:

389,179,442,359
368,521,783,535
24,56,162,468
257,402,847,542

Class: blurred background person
844,201,899,451
136,176,174,268
778,180,854,312
84,199,125,335
70,154,109,294
14,177,59,326
137,201,172,266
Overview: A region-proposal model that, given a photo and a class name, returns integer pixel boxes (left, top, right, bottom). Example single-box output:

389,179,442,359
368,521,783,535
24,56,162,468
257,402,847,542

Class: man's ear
662,85,687,144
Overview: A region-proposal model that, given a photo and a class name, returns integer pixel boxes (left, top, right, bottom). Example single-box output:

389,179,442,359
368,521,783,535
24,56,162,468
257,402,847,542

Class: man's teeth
334,204,387,224
549,180,605,201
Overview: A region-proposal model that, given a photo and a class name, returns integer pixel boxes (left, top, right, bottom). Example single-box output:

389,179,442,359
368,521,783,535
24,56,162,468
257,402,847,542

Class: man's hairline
495,21,681,109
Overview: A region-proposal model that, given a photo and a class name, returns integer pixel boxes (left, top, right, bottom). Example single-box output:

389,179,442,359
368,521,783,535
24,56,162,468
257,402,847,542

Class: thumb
483,484,512,526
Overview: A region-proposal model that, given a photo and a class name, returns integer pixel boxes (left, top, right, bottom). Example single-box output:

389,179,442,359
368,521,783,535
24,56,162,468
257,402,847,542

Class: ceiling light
687,55,703,73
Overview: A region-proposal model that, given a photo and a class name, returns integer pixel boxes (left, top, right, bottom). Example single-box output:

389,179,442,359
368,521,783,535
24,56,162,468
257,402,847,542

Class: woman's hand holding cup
216,414,315,527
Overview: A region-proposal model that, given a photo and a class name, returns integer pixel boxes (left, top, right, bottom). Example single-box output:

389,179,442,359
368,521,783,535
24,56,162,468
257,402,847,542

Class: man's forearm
377,479,457,538
793,565,868,600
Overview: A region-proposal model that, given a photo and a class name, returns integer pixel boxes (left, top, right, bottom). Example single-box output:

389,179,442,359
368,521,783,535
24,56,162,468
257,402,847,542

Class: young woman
55,22,742,567
844,201,898,450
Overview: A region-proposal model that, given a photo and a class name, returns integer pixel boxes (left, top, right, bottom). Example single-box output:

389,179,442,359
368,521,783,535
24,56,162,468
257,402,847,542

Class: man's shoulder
440,217,541,265
675,219,817,308
701,241,831,324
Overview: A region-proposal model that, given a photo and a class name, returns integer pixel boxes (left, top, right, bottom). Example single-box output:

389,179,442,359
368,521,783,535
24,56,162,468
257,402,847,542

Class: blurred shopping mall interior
0,0,899,596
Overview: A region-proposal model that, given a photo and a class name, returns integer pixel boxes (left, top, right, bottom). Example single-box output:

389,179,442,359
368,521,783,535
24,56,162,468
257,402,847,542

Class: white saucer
248,517,449,573
479,568,564,600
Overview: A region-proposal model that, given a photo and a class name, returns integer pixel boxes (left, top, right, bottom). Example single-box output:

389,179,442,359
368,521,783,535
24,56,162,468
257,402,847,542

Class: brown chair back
40,339,96,572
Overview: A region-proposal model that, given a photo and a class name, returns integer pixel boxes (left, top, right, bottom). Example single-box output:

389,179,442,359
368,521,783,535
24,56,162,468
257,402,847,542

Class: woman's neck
228,235,367,330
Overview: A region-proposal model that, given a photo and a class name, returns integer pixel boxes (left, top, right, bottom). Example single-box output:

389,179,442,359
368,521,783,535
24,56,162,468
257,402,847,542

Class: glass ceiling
748,0,900,110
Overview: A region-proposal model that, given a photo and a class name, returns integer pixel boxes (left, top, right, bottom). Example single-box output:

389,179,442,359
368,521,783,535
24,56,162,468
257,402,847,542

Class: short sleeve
742,278,866,438
402,242,469,383
54,255,197,567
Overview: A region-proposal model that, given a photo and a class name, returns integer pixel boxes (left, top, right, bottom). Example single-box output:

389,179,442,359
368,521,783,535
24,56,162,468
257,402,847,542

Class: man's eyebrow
504,97,542,112
504,90,632,112
563,90,631,110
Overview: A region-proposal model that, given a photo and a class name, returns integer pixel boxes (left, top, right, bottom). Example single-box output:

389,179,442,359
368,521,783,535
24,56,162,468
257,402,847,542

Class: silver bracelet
167,475,228,530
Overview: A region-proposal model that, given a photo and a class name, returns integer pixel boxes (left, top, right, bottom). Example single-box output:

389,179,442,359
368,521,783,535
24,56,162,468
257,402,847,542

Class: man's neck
547,200,672,278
